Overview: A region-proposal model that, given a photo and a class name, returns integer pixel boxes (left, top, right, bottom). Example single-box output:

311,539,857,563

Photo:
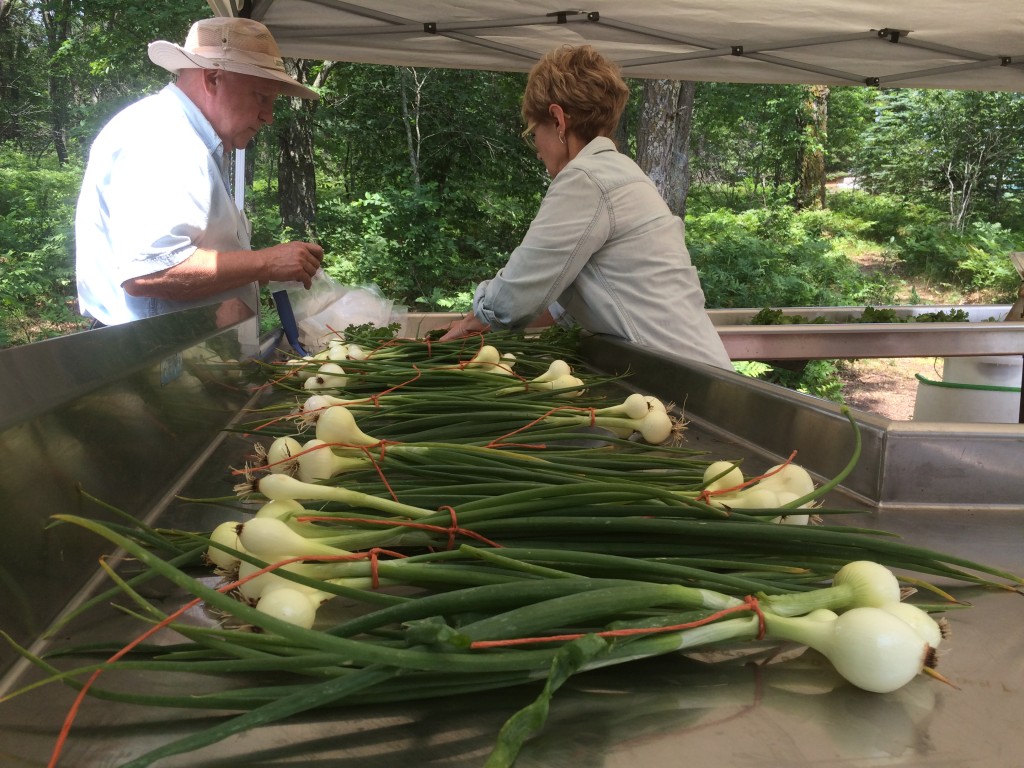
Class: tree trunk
41,0,71,165
278,59,320,240
636,79,695,218
399,67,425,187
796,84,829,210
946,156,983,233
0,2,17,143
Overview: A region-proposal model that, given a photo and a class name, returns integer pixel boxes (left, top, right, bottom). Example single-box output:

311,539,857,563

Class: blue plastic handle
273,289,307,356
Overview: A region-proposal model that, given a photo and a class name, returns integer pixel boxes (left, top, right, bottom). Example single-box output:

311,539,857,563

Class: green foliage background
0,151,81,345
2,0,1024,405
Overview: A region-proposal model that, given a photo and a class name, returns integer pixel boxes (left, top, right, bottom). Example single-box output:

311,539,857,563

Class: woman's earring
558,132,565,145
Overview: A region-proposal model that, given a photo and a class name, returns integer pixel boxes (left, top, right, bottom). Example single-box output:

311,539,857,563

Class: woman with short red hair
442,45,730,370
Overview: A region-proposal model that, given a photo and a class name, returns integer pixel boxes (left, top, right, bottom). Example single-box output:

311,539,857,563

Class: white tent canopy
206,0,1024,91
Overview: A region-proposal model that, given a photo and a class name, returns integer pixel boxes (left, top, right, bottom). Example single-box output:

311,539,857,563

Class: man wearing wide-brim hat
76,17,323,327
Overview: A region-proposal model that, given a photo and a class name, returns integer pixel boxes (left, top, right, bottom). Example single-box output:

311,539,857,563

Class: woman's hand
439,313,490,341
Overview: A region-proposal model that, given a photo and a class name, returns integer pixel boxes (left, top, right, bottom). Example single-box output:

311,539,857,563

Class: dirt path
834,250,954,421
838,357,942,421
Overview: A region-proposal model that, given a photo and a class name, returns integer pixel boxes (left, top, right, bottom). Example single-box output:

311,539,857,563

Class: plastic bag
273,271,395,353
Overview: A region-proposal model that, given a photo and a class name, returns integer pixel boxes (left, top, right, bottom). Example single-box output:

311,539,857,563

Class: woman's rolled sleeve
473,169,608,330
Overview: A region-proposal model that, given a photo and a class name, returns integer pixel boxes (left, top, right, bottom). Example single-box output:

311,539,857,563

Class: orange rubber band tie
697,450,798,504
49,549,407,767
298,508,504,551
469,594,766,649
484,405,596,450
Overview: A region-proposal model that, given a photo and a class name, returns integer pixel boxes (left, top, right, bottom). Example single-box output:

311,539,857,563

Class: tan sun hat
148,17,318,100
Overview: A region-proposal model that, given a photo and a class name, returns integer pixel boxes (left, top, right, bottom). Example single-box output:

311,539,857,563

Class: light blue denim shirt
473,137,731,369
75,84,255,325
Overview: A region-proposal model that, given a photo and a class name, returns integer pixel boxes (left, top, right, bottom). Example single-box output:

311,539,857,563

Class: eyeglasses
521,124,537,151
521,114,570,151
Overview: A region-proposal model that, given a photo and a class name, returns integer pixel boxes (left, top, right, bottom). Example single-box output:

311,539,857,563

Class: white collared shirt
75,84,255,325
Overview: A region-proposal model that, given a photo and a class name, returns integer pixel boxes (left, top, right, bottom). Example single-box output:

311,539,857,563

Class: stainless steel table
2,306,1022,767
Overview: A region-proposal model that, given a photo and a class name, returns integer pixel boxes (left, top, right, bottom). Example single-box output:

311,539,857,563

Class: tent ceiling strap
619,47,738,69
439,31,551,61
302,0,410,26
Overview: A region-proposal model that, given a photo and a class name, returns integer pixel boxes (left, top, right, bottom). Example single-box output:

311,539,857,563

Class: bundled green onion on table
5,326,1021,767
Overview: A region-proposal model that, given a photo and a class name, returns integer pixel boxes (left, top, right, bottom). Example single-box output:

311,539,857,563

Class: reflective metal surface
0,301,259,674
581,335,1024,511
717,320,1024,364
1,318,1022,767
707,304,1013,325
3,569,1023,768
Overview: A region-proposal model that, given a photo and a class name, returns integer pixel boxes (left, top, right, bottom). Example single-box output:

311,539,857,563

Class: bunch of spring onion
253,357,669,443
279,324,587,371
6,487,1015,765
261,327,586,401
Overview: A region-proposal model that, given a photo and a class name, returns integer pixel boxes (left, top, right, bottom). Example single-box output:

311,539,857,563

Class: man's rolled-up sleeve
104,145,213,284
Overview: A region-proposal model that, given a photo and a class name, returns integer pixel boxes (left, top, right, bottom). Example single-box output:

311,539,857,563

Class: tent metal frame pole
597,16,875,54
264,0,411,25
587,15,725,49
740,53,867,84
891,34,1020,63
618,47,742,69
434,31,554,62
877,57,1013,87
289,16,592,36
618,31,877,80
281,0,593,36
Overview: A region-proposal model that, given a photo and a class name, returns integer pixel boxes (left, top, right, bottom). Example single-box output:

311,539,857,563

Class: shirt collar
577,136,617,158
161,83,224,159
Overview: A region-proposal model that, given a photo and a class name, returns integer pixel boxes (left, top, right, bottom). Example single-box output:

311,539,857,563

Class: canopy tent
205,0,1024,92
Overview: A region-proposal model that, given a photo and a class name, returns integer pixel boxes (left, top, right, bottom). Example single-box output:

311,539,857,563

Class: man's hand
124,242,325,300
439,313,490,341
260,241,324,288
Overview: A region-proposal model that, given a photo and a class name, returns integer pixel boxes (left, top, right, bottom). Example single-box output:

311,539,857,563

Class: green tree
306,63,544,308
689,82,873,207
854,89,1024,231
1,0,55,152
795,84,829,210
0,0,208,160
